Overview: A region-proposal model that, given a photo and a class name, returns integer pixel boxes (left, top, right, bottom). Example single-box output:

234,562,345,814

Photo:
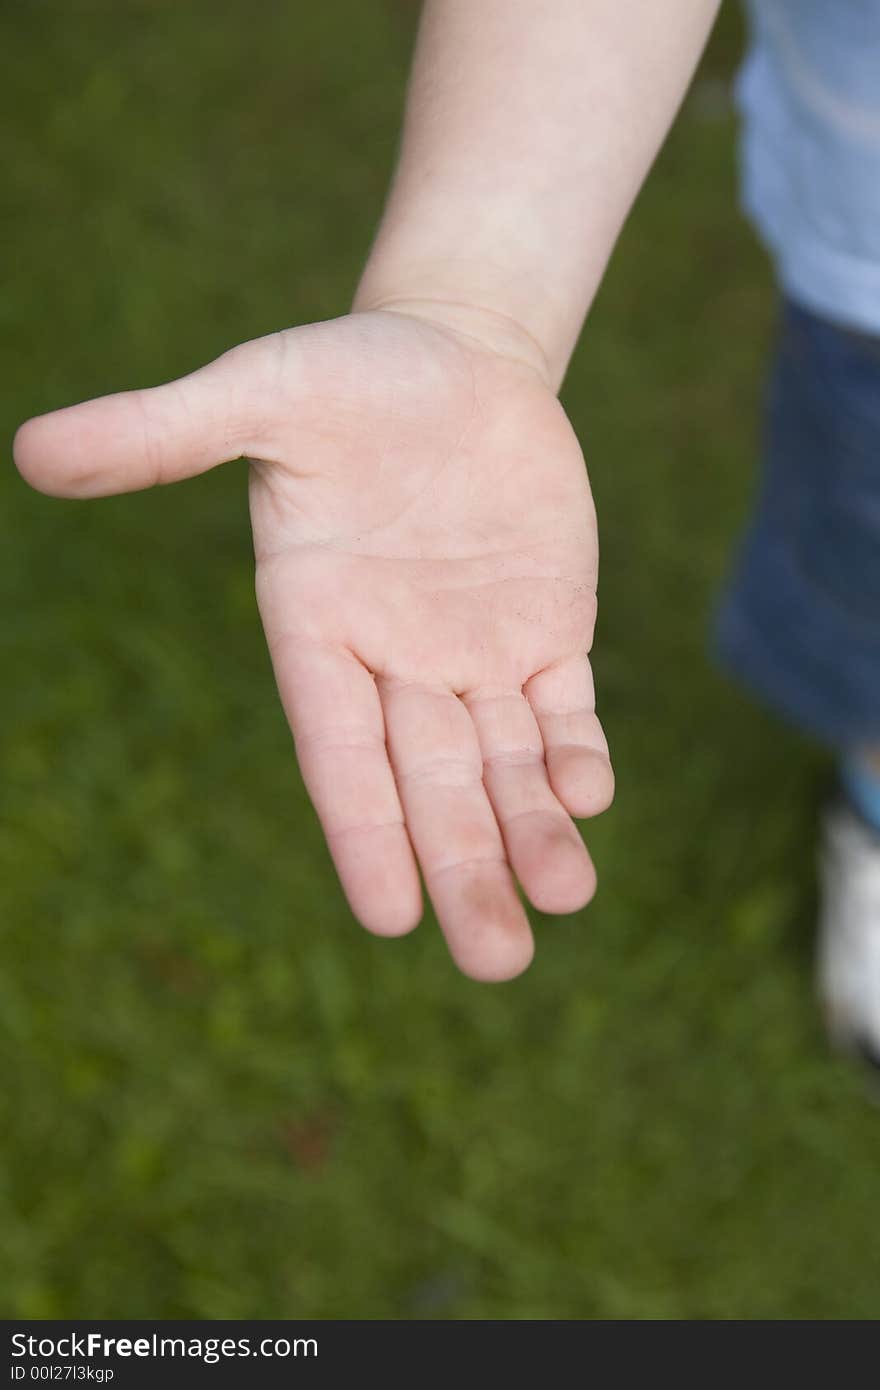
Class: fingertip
456,928,535,983
452,905,536,983
498,809,596,915
547,746,615,819
13,408,103,498
13,416,52,494
527,842,597,916
357,897,423,939
426,859,535,982
331,824,423,939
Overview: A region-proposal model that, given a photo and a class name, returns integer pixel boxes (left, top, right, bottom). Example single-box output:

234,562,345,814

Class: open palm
14,309,613,980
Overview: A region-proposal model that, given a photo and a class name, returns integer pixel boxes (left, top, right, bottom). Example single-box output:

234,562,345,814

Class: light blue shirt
738,0,880,334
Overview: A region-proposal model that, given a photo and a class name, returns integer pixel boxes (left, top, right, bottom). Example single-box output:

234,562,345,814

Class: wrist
351,283,558,391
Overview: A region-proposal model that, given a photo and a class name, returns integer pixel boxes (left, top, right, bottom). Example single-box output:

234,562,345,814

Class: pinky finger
523,654,614,819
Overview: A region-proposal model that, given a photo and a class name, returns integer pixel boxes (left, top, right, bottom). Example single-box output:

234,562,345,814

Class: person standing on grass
14,2,880,1060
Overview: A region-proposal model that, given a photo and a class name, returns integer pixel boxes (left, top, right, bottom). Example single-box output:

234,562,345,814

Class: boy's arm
14,1,720,981
356,0,721,388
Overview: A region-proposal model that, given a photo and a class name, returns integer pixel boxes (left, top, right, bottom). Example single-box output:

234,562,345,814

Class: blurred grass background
2,0,877,1320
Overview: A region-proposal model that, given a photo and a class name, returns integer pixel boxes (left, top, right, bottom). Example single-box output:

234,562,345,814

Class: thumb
13,335,281,499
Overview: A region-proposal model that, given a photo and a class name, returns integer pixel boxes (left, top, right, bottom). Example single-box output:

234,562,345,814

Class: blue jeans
715,297,880,748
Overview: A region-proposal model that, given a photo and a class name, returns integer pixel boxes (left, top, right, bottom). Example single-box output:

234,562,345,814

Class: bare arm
356,0,721,387
15,1,720,980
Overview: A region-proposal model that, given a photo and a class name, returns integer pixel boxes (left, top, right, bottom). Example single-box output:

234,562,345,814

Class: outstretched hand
14,308,613,980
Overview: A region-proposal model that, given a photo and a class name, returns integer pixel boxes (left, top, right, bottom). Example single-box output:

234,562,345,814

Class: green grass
2,1,876,1320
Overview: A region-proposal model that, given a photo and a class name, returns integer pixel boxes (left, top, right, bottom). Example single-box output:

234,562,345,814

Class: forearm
354,0,720,389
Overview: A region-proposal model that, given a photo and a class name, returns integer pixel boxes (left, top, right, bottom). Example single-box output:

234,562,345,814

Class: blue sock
841,755,880,832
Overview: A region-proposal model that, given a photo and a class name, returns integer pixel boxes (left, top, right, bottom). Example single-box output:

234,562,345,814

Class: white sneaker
818,800,880,1065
